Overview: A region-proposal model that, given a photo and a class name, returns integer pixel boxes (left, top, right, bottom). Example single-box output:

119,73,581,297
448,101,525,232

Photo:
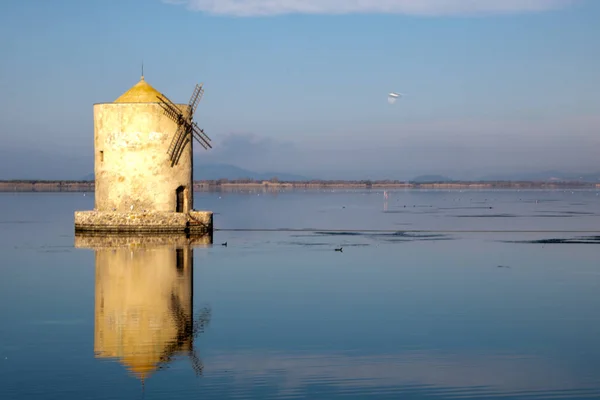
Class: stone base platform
74,210,213,235
74,231,212,249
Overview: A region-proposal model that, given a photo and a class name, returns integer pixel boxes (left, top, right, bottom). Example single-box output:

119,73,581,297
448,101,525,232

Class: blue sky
0,0,598,179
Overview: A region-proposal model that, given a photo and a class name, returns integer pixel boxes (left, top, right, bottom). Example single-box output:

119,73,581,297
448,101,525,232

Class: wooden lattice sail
156,83,212,166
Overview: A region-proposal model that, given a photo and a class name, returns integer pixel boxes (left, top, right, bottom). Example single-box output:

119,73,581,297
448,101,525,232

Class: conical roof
122,357,159,380
114,76,162,103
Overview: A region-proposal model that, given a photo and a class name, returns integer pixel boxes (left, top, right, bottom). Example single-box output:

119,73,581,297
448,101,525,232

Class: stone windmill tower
74,74,213,235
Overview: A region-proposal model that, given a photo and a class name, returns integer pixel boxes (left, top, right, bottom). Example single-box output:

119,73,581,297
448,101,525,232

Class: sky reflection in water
0,189,600,399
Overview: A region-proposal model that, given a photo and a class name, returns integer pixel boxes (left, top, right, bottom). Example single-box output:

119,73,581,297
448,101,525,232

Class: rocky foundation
74,210,213,235
74,232,212,249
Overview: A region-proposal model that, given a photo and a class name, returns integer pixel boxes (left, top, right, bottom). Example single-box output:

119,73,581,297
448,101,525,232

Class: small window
99,150,104,162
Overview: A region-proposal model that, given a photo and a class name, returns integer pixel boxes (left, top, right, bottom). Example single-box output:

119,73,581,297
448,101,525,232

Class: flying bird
387,92,404,104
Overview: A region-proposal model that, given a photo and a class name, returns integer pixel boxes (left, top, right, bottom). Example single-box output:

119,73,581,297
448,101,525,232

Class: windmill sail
156,83,211,166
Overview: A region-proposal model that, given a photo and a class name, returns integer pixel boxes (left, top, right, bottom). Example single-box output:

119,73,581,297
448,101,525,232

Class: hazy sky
0,0,598,179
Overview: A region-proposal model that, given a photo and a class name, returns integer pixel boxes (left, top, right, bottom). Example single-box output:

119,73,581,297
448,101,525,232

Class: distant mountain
410,174,454,183
193,163,310,181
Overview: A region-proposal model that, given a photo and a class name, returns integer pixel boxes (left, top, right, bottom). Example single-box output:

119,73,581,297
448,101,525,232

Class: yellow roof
114,76,163,103
121,355,160,380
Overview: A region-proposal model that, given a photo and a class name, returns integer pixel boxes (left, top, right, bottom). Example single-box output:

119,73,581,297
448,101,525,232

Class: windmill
156,84,212,167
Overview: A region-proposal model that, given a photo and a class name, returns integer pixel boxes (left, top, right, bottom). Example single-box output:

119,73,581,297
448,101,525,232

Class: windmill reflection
75,234,212,381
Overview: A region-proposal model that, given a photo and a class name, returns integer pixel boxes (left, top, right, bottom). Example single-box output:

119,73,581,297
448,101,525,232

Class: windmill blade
171,134,189,166
167,124,187,159
192,123,211,144
156,293,195,370
193,306,212,335
192,127,212,150
170,128,191,166
158,86,212,166
193,136,210,150
188,306,212,376
188,84,204,119
157,100,181,123
191,124,211,149
172,137,191,166
157,92,180,111
188,349,204,377
167,124,188,163
157,94,184,124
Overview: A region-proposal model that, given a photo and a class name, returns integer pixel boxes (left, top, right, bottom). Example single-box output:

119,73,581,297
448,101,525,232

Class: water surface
1,189,599,399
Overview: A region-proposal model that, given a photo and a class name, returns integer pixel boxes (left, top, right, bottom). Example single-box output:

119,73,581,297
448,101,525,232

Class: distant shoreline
1,180,598,192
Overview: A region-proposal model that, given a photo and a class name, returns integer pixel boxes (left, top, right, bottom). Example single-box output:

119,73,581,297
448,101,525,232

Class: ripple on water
199,351,600,399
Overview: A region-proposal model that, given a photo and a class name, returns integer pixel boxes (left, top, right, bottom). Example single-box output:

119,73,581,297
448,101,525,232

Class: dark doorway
176,186,185,213
176,249,184,276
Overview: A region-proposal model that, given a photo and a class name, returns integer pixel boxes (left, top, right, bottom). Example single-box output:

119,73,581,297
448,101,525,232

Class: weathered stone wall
74,210,213,234
93,102,193,213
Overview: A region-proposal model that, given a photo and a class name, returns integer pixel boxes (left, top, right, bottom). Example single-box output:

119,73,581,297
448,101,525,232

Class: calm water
1,189,600,399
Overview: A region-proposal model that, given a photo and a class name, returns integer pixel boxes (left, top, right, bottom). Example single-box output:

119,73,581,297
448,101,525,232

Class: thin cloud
163,0,578,17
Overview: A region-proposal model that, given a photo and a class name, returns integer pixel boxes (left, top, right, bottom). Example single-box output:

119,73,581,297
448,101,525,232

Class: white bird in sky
387,92,404,104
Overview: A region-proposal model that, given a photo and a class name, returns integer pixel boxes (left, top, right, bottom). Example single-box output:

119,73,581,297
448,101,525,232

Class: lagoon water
1,188,600,399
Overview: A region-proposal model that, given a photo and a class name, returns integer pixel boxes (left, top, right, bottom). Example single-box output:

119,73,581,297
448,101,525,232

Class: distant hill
410,174,454,183
193,163,310,181
81,164,310,182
